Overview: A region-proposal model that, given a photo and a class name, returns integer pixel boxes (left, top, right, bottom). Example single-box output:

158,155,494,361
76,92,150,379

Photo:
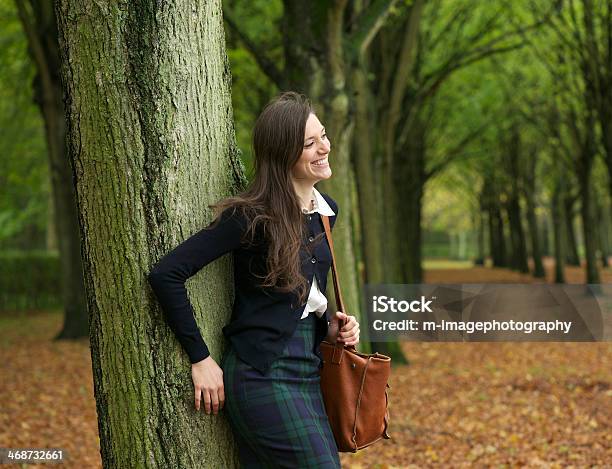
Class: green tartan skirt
221,311,341,468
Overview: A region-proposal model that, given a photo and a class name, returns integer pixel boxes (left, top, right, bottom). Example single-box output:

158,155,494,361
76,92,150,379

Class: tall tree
520,2,602,281
578,0,612,228
55,0,244,466
502,123,529,274
483,172,508,267
14,0,87,337
523,146,546,278
366,0,551,284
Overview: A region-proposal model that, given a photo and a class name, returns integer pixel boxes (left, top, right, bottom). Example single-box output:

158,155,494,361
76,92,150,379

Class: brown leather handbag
318,214,392,453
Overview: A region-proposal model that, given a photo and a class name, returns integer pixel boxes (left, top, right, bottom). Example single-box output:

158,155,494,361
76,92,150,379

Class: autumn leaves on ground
1,263,610,468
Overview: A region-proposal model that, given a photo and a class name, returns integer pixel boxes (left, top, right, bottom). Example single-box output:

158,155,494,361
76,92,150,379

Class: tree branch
222,4,285,89
15,0,47,76
347,0,400,57
386,0,424,150
425,122,489,180
426,3,471,53
420,42,524,103
418,4,554,102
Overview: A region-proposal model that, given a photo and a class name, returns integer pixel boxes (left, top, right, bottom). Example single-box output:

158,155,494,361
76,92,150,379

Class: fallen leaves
0,311,99,469
0,262,610,468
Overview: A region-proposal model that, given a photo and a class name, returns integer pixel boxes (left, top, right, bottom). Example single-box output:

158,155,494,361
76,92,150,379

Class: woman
148,91,360,468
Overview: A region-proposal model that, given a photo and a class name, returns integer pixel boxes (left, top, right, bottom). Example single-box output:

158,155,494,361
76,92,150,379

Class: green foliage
418,0,609,251
0,250,61,311
0,0,49,248
224,0,283,181
2,0,610,266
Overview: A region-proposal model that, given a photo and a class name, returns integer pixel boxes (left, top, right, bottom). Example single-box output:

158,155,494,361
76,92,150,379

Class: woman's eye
304,134,327,147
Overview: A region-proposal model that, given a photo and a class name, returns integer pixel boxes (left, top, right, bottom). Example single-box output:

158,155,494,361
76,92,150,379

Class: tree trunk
602,124,612,233
540,213,550,256
474,207,485,265
504,128,529,273
352,56,385,288
593,192,609,267
598,196,611,268
398,126,425,283
485,179,507,269
523,149,545,277
15,0,88,338
46,191,57,250
525,192,545,277
492,206,507,267
56,1,243,466
351,57,381,355
379,2,423,285
577,79,600,282
563,196,581,266
583,0,612,246
579,178,600,282
552,180,566,283
505,194,529,273
576,0,600,283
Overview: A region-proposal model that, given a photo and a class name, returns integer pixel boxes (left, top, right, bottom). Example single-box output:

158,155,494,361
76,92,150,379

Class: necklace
301,191,316,213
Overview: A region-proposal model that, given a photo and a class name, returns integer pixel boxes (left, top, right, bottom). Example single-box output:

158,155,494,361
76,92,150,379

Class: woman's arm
147,207,246,363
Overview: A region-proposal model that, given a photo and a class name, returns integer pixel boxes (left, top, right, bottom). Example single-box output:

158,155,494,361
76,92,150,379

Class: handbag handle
321,215,356,351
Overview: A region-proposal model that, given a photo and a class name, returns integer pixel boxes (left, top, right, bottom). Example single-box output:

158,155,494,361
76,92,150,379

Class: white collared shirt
300,187,336,320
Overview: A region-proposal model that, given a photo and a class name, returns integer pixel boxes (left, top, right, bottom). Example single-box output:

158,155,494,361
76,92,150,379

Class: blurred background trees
1,0,611,351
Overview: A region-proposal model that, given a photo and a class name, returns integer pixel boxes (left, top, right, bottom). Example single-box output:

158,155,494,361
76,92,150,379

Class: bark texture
55,1,244,467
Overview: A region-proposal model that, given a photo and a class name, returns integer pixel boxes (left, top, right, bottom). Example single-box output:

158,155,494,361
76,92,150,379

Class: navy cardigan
147,192,338,374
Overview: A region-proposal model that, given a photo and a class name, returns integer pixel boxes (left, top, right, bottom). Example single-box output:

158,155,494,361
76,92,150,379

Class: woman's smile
312,156,329,167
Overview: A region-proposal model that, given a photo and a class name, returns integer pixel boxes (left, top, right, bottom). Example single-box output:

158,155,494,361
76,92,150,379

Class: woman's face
291,113,331,184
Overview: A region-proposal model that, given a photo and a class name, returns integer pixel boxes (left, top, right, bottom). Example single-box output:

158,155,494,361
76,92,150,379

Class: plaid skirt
221,311,341,468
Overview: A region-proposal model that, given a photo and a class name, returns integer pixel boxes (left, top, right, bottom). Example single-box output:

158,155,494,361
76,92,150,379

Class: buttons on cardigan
308,215,312,221
308,235,314,243
311,257,317,264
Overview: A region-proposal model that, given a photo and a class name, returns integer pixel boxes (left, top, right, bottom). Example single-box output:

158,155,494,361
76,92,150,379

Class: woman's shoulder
205,204,250,235
211,204,270,247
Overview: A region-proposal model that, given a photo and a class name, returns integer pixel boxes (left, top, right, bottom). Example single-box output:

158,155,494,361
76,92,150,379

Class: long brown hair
208,91,324,307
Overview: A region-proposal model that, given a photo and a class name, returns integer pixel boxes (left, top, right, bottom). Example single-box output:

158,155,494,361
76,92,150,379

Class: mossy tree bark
56,1,245,467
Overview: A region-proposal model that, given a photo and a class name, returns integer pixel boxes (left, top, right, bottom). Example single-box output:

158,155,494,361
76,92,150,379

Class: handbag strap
321,215,356,351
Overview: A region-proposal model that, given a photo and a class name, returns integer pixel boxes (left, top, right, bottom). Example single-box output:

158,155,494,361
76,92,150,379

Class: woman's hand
326,311,360,346
191,356,225,414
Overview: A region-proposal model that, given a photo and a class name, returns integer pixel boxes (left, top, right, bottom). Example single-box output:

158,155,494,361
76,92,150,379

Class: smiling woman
292,113,332,208
148,91,360,468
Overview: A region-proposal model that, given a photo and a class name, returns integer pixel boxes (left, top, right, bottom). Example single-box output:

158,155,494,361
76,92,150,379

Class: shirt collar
302,186,335,216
